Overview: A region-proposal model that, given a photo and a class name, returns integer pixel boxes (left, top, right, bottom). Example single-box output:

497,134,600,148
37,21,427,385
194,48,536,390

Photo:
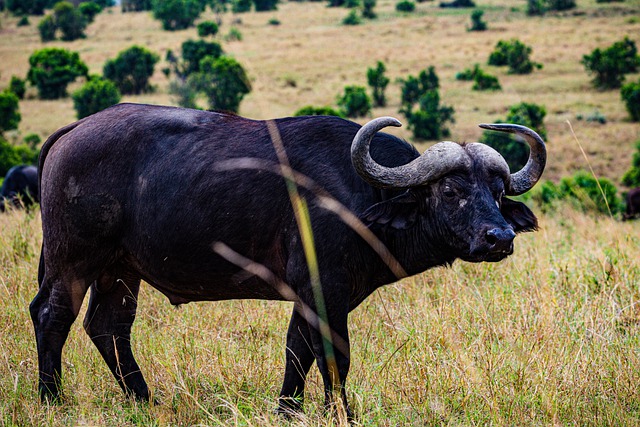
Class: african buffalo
31,103,546,416
1,165,38,211
623,188,640,220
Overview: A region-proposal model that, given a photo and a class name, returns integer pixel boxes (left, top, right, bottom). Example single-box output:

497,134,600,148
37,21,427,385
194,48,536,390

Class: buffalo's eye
443,186,456,198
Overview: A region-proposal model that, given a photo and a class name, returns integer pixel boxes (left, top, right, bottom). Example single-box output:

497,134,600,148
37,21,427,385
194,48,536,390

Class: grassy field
1,0,640,425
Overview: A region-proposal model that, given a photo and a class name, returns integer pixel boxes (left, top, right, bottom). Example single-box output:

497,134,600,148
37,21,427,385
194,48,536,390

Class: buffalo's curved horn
351,117,469,189
478,123,547,196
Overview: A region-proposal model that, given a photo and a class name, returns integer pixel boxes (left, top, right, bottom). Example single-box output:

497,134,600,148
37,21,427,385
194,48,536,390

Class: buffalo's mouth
462,246,514,263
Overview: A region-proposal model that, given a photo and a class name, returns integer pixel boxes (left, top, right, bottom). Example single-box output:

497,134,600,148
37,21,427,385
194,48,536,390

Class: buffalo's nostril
486,228,516,251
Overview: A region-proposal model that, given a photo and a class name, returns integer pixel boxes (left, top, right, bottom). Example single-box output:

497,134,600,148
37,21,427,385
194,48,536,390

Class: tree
253,0,277,11
399,66,439,108
367,61,389,107
621,79,640,121
232,0,252,12
337,85,371,118
189,56,251,112
79,1,102,23
38,14,57,41
122,0,152,11
0,90,21,134
9,76,26,99
362,0,376,18
153,0,203,30
294,106,344,117
342,9,361,25
468,9,486,31
0,138,39,177
180,39,223,76
72,77,121,119
103,45,159,94
6,0,52,15
582,37,640,89
27,47,88,99
54,1,87,41
396,0,415,11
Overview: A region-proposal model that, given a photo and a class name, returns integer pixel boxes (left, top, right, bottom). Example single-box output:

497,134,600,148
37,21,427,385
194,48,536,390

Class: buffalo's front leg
277,304,316,414
83,268,149,400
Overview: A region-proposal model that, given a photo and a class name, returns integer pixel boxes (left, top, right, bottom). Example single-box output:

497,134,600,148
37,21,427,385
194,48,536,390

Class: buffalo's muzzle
485,228,516,254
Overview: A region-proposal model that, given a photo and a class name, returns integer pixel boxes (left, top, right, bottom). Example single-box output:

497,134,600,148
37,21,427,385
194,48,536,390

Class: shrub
94,0,115,6
268,18,281,25
197,20,219,37
72,77,121,119
122,0,152,11
232,0,252,13
472,69,501,91
399,66,439,107
54,1,87,41
168,79,199,109
488,39,541,74
152,0,203,31
79,1,102,23
0,138,39,177
622,141,640,188
345,0,360,7
582,37,640,89
406,90,455,140
342,9,361,25
367,61,390,107
396,0,415,12
560,171,622,215
455,64,481,81
337,85,371,118
225,27,243,41
38,14,57,41
103,45,159,94
23,133,41,149
253,0,278,11
189,56,251,112
362,0,376,18
17,16,30,26
621,79,640,121
9,76,26,99
0,90,21,134
440,0,475,8
526,0,545,15
481,102,546,170
547,0,575,11
294,106,344,117
180,39,224,76
27,47,88,99
468,9,486,31
6,0,50,15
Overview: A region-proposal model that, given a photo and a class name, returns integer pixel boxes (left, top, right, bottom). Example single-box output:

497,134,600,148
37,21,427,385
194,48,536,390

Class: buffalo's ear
360,191,418,230
501,197,538,233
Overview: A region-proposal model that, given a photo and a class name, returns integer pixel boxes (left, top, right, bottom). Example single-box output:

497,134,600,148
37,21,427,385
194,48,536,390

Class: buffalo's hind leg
30,269,91,401
83,266,149,400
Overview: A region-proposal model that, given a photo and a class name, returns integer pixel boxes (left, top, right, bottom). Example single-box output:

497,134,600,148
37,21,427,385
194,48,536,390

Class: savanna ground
1,0,640,425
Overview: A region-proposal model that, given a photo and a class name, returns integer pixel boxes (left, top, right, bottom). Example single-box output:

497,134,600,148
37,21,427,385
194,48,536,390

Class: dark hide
31,103,539,416
623,188,640,221
1,165,38,212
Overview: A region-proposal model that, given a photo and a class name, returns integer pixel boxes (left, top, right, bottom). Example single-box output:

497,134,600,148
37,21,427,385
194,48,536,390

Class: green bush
0,138,39,177
253,0,278,11
480,102,546,171
103,45,159,94
122,0,152,11
179,40,224,76
225,27,243,41
17,16,30,26
345,0,360,7
197,21,219,37
232,0,252,12
54,1,87,41
27,47,88,99
294,106,344,117
337,85,371,118
0,90,21,134
342,9,361,25
38,14,57,41
406,90,455,140
399,66,439,108
526,0,545,15
582,37,640,89
6,0,50,15
455,64,480,81
621,79,640,121
79,1,102,23
472,69,501,91
547,0,575,10
468,9,486,31
72,77,121,119
622,140,640,188
396,0,415,11
189,56,252,112
9,76,26,99
488,39,541,74
362,0,376,18
367,61,389,107
152,0,203,30
23,133,41,149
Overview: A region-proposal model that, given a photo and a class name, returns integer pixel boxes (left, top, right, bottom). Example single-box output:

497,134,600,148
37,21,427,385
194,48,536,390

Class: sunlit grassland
1,205,639,425
0,0,639,182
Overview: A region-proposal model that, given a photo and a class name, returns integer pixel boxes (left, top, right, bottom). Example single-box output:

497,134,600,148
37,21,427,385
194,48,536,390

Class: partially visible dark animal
31,103,546,417
623,188,640,220
439,0,475,8
1,165,38,211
